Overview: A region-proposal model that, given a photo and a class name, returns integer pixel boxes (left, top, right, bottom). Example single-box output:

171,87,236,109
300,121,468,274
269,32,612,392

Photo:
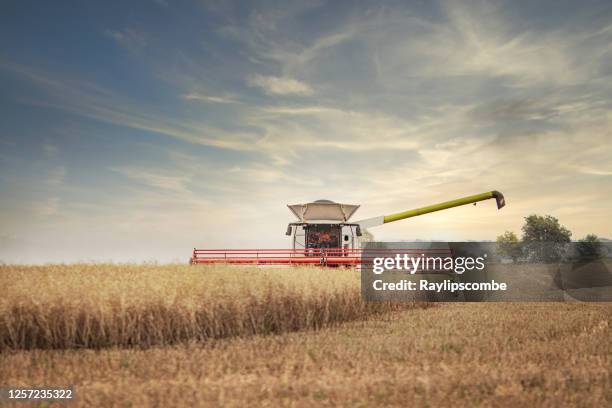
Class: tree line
496,214,608,263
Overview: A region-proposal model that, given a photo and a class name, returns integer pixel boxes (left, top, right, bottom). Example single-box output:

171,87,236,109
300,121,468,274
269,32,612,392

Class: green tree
521,215,572,262
576,234,602,260
496,231,521,262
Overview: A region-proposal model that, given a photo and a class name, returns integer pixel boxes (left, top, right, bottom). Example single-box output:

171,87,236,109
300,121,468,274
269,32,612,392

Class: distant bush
576,234,603,261
496,231,521,262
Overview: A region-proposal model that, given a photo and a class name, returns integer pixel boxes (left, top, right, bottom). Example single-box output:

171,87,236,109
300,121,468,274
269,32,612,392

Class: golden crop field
0,264,421,350
1,264,610,407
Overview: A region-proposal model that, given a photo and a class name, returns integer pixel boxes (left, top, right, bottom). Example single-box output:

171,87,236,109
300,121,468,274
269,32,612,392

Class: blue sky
1,0,611,263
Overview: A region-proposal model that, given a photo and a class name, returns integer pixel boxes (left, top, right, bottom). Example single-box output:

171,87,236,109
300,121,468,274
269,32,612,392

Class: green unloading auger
355,191,505,228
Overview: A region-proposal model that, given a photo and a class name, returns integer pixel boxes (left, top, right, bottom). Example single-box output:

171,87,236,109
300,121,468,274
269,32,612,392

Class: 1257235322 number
1,387,74,401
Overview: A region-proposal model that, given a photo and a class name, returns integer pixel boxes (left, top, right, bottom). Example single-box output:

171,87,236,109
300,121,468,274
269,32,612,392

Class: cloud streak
182,93,240,104
247,75,314,95
111,166,192,193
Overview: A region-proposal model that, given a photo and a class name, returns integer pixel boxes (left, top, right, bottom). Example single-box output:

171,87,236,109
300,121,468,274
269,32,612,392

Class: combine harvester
191,191,505,266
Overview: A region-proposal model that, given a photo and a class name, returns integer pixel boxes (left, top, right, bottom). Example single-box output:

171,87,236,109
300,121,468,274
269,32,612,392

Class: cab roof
288,200,360,222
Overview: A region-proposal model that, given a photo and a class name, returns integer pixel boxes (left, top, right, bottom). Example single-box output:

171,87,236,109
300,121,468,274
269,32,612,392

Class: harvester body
286,191,505,251
191,191,505,266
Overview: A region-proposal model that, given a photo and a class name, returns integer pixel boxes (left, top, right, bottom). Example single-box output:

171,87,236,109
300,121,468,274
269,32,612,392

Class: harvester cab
286,199,362,251
286,191,505,251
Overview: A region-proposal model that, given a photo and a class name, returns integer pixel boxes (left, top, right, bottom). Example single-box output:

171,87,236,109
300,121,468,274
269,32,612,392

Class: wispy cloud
32,197,60,217
1,62,260,152
46,166,66,186
103,28,147,51
370,1,611,88
111,166,191,193
572,165,612,176
247,75,314,95
43,143,60,157
182,92,240,104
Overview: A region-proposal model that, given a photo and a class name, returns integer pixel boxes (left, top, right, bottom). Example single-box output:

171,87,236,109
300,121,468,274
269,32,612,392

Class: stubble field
0,264,610,407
